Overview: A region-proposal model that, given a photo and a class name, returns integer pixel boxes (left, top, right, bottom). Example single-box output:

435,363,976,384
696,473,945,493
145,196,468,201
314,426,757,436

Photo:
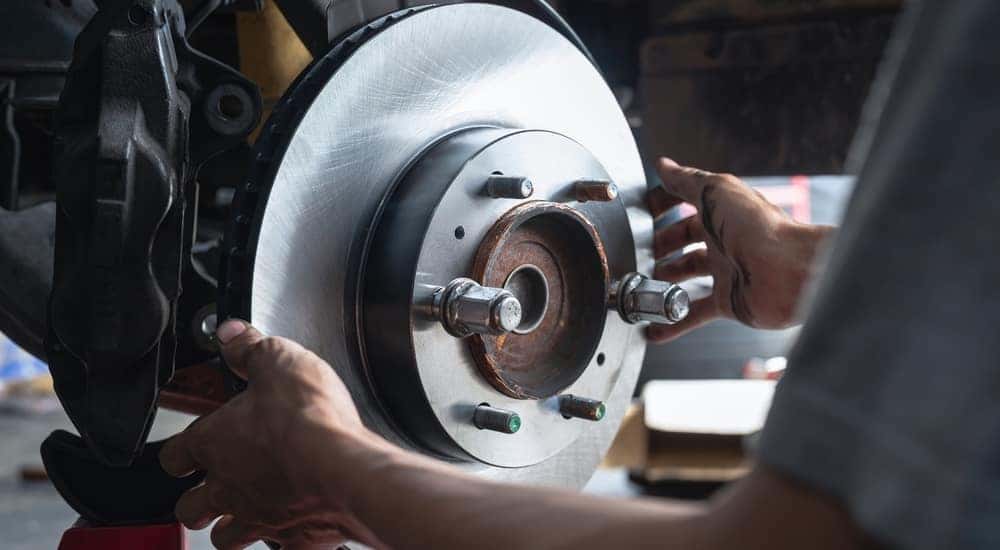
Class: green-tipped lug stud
474,404,521,434
559,395,606,422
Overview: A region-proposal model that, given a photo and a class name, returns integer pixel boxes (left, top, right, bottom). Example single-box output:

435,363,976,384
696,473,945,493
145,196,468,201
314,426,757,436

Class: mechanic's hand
160,320,389,549
646,158,833,343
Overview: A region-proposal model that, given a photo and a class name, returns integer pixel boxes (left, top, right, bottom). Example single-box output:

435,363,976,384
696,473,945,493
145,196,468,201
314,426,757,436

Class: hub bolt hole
128,5,148,26
218,94,245,119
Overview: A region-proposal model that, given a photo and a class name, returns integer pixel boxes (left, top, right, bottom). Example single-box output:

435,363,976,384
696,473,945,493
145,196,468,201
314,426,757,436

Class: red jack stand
58,519,186,550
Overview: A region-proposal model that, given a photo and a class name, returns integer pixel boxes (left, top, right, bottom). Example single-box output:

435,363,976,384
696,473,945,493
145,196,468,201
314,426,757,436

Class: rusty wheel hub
471,202,609,400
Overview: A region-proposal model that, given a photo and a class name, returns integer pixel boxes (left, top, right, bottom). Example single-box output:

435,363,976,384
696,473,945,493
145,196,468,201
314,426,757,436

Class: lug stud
574,179,618,203
615,272,690,325
474,404,522,434
559,395,606,421
434,278,523,337
486,175,534,199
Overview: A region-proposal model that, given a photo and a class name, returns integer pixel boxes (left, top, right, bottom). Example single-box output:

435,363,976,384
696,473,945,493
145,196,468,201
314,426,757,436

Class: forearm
338,440,708,549
333,432,874,550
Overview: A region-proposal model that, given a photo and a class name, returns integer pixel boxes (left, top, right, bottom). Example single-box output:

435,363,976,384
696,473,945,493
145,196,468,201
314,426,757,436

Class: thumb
216,319,266,381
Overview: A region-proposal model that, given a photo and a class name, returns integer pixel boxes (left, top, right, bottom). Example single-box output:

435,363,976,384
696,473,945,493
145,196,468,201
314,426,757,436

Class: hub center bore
503,264,549,335
471,202,609,400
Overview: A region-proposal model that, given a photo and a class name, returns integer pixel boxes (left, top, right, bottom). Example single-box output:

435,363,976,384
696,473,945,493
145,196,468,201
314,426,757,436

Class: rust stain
466,201,610,400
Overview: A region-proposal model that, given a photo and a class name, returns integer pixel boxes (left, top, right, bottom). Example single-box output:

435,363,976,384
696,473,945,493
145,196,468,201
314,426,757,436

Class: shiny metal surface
434,278,522,337
410,130,629,466
250,4,651,488
503,264,548,334
192,305,218,352
617,273,691,325
665,287,692,324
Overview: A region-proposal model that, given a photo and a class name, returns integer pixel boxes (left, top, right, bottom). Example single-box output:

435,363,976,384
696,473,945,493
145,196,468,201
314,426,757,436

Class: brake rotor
222,4,653,488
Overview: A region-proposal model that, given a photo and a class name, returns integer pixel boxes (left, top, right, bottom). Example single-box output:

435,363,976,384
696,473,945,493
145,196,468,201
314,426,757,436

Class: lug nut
559,395,606,421
434,278,523,338
616,272,690,325
474,404,522,434
574,179,618,202
486,175,534,199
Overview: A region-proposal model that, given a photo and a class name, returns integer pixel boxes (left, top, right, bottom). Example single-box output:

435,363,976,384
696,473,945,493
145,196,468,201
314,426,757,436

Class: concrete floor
1,405,637,549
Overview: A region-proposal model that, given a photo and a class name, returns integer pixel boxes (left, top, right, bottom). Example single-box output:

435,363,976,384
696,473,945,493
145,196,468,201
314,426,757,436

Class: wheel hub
363,128,632,466
471,200,608,400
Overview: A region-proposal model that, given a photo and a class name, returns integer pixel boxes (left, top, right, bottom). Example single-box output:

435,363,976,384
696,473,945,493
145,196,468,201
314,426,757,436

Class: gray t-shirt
757,2,1000,548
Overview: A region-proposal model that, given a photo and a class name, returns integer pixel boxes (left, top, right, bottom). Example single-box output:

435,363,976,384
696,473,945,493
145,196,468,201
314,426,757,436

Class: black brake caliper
43,0,259,524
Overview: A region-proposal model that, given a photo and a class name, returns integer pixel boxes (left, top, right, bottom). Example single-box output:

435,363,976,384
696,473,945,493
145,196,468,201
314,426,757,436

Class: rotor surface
223,4,653,488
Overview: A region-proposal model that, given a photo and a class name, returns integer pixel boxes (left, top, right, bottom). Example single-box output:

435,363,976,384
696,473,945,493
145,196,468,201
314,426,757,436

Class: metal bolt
192,305,219,352
615,272,690,325
473,404,522,434
434,278,523,338
486,175,534,199
574,179,618,202
559,395,606,421
201,313,218,339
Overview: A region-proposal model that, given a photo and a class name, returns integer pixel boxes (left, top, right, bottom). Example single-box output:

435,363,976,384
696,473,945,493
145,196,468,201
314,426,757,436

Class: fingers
655,248,710,282
646,185,684,219
175,483,216,530
646,298,720,344
216,319,267,381
654,216,705,258
160,432,201,478
175,479,234,530
655,157,718,205
160,406,232,478
211,516,263,550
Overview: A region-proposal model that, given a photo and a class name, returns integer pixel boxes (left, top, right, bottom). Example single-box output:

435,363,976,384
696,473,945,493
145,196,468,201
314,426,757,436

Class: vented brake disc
221,4,660,488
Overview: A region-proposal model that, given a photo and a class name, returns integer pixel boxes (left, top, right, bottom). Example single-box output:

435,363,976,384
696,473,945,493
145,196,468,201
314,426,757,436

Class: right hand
646,158,834,343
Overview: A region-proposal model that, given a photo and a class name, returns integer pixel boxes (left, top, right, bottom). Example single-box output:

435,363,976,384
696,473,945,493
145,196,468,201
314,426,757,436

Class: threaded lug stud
558,395,606,421
474,404,522,434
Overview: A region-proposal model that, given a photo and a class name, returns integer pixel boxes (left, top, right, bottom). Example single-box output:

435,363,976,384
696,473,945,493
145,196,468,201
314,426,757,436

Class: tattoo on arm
729,261,755,326
700,185,756,326
700,185,725,254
